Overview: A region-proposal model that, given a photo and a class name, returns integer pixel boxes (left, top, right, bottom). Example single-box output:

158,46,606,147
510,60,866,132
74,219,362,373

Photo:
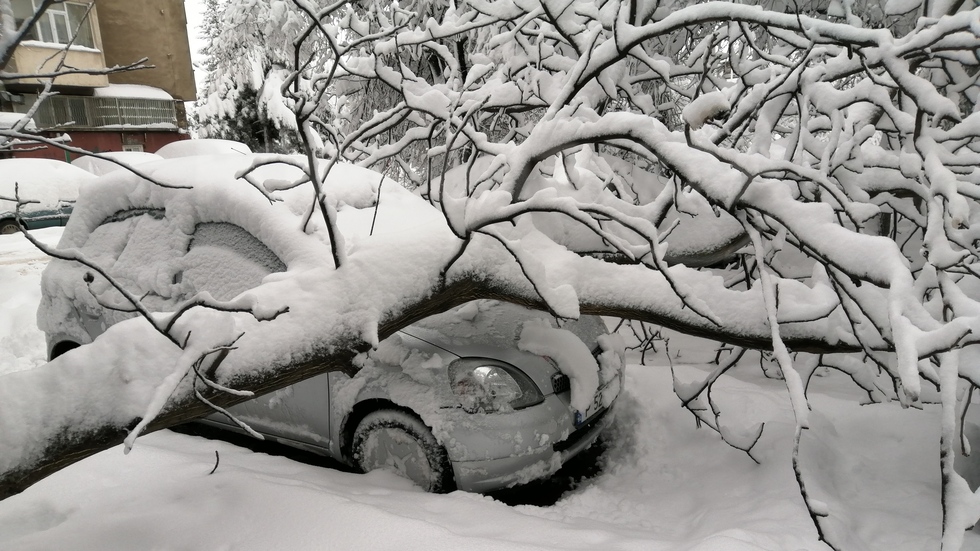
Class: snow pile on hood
408,299,605,351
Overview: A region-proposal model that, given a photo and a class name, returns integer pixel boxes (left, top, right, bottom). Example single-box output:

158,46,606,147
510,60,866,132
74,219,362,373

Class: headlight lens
448,358,544,413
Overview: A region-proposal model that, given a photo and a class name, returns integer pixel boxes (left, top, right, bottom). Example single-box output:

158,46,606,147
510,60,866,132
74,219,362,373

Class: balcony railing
33,95,177,129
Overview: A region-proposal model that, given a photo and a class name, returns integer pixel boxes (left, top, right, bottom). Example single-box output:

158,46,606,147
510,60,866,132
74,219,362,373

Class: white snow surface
0,242,969,549
92,84,174,101
154,138,252,158
70,151,164,176
682,91,731,130
0,159,95,215
519,323,600,413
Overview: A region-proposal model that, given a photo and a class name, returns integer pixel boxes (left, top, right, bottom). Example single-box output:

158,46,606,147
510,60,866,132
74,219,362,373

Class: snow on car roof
54,154,440,271
154,139,253,159
0,159,95,213
71,152,164,176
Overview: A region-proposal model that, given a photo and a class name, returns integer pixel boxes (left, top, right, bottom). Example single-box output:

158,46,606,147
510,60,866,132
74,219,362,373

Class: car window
109,214,186,295
79,216,284,319
178,222,286,302
84,210,170,268
80,210,185,324
83,214,143,266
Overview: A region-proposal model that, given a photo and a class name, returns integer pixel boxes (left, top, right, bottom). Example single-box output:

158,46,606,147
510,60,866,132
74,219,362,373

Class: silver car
37,154,624,492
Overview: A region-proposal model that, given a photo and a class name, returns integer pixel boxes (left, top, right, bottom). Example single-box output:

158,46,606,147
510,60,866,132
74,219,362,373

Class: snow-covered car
154,138,252,159
36,154,624,493
71,151,164,176
0,158,96,234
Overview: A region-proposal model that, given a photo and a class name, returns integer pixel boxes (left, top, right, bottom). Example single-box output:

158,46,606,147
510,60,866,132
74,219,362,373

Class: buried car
37,154,624,492
0,158,96,234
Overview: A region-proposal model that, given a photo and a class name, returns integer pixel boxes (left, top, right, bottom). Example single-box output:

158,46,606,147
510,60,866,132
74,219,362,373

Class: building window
12,0,96,49
122,144,144,153
31,96,178,129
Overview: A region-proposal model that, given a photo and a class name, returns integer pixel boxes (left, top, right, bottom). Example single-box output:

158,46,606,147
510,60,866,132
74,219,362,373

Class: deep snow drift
0,229,973,550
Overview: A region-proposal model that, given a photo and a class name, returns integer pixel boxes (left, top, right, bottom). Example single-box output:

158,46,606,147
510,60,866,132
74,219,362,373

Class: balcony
32,95,177,130
7,41,109,89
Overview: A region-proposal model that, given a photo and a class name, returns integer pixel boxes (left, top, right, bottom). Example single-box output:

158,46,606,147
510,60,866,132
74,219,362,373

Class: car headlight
448,358,544,413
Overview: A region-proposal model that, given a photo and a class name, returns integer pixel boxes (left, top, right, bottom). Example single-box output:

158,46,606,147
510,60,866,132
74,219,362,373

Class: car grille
551,346,603,395
552,372,570,394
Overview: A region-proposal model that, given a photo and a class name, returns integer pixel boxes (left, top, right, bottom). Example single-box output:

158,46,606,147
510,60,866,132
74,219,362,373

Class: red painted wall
11,130,188,161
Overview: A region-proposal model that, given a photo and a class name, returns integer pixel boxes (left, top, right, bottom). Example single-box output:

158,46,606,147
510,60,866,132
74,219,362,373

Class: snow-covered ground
0,229,970,550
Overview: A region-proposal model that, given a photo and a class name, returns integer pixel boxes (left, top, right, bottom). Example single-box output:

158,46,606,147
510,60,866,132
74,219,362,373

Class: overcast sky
183,0,207,97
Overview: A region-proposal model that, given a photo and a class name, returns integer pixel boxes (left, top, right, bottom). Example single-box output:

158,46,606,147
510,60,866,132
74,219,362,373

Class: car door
183,222,332,449
222,374,333,450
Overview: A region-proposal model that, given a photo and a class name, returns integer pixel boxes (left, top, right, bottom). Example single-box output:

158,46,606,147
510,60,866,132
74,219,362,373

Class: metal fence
33,95,177,129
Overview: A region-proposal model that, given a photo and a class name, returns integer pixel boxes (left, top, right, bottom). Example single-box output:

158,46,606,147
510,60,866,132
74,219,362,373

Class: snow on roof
0,112,37,131
92,84,174,101
19,40,100,55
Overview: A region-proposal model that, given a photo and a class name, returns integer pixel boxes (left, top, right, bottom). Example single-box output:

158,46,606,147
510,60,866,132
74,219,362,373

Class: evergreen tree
193,0,304,154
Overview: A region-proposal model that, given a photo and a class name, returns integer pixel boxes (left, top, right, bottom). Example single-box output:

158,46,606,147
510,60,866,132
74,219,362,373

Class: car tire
352,409,456,493
0,219,20,235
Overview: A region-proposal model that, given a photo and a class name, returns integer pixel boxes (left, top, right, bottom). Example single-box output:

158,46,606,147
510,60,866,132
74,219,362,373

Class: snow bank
0,229,61,375
0,359,952,551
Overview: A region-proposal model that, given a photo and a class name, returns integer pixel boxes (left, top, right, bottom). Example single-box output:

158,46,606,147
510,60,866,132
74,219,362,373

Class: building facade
1,0,197,160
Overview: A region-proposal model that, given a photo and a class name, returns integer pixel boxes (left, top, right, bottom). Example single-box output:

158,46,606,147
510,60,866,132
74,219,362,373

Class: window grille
33,96,177,129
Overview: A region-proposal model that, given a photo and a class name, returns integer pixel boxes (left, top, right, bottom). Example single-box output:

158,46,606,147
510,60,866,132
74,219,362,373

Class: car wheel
0,220,20,235
352,409,456,493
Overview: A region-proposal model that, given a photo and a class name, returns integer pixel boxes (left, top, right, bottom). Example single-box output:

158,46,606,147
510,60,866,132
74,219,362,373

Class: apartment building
1,0,197,159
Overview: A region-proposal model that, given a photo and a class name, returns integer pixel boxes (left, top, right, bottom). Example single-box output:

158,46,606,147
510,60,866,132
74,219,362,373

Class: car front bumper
449,402,616,493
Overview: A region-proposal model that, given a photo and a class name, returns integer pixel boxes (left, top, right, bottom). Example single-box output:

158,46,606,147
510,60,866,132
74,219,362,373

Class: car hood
386,300,607,395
